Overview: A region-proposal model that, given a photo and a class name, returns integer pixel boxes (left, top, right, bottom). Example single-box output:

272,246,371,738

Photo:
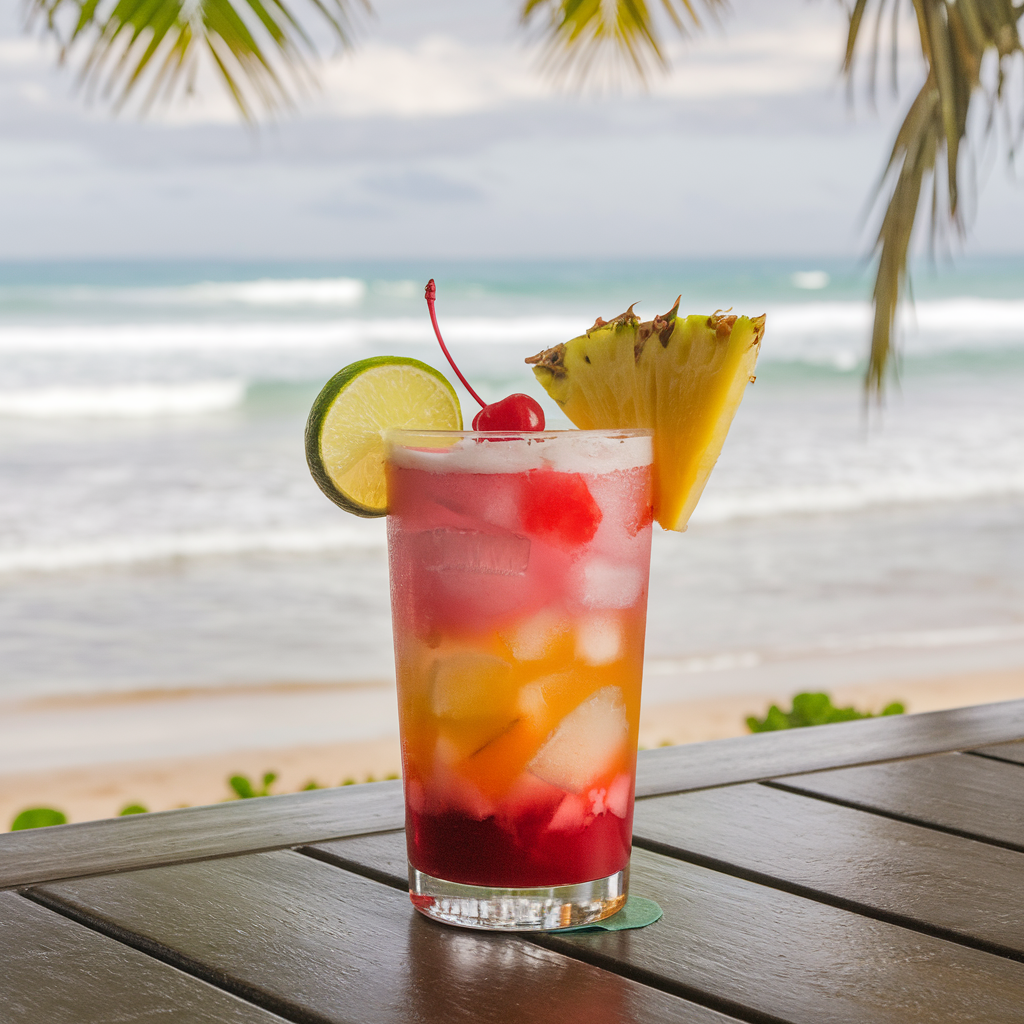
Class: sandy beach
4,667,1021,829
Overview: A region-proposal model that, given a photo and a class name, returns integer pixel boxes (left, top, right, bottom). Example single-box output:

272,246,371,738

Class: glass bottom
408,864,628,931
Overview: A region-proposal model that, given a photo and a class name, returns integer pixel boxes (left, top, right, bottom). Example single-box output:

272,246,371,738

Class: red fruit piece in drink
520,470,602,547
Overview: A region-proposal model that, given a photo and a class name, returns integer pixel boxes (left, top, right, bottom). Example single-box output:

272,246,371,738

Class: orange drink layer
385,429,653,889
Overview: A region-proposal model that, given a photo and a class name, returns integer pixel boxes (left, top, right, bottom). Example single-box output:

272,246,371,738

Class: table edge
3,699,1023,890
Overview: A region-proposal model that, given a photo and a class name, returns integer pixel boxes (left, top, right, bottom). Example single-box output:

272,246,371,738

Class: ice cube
430,652,514,719
546,793,587,832
586,467,653,542
412,527,531,576
575,558,644,610
605,773,632,818
527,686,628,793
503,608,568,661
575,613,622,665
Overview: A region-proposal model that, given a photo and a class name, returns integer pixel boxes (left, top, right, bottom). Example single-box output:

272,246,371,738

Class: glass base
408,864,628,931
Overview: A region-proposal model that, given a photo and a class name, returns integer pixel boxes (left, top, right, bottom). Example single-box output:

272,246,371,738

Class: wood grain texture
0,891,285,1024
312,832,1024,1023
631,782,1024,957
972,740,1024,766
774,753,1024,851
635,698,1024,798
540,848,1024,1024
31,849,739,1024
0,779,405,891
303,830,408,888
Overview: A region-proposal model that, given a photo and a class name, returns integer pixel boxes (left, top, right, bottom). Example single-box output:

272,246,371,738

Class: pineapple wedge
527,301,765,531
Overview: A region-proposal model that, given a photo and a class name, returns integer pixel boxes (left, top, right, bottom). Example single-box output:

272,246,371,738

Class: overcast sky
1,0,1021,261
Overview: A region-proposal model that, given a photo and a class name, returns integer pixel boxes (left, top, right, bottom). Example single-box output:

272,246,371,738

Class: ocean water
1,257,1023,711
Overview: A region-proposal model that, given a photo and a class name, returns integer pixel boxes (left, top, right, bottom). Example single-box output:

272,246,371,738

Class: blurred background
1,0,1022,821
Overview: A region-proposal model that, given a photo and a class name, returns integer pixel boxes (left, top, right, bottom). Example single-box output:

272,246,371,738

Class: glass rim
386,427,653,442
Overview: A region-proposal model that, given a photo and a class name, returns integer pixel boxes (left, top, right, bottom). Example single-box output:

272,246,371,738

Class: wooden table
4,698,1024,1023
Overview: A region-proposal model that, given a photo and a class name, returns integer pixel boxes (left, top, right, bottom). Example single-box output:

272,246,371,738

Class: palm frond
519,0,726,87
847,0,1023,396
28,0,369,119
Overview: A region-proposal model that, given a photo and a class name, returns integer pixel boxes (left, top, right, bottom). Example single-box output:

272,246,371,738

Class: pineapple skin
528,308,764,532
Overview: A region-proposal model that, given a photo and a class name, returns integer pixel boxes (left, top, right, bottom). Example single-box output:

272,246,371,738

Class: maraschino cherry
426,280,545,431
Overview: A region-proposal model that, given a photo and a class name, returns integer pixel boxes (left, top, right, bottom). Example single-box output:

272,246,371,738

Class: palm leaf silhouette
29,0,368,120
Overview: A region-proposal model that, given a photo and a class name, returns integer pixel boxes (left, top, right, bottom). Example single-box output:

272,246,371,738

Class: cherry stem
425,279,486,409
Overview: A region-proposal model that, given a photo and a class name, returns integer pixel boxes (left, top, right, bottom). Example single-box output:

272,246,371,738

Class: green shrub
11,807,67,831
228,771,277,799
119,803,149,815
747,692,904,733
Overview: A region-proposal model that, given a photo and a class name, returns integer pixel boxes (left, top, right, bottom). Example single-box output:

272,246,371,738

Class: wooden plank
0,891,285,1024
0,779,405,891
774,753,1024,852
30,850,739,1024
541,848,1024,1024
630,783,1024,958
7,700,1023,891
635,698,1024,798
303,830,408,888
972,740,1024,766
310,834,1024,1023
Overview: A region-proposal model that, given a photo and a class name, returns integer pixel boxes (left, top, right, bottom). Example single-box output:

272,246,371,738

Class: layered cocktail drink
385,428,654,929
305,283,762,929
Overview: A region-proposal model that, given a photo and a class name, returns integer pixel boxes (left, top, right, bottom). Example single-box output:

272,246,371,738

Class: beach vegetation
228,771,279,799
10,807,67,830
23,1,1024,398
747,691,905,732
7,771,403,830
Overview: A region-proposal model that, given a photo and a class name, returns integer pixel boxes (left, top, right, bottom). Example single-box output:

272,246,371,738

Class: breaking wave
0,524,386,575
0,298,1022,362
645,623,1024,675
0,380,247,418
0,277,368,309
692,471,1024,524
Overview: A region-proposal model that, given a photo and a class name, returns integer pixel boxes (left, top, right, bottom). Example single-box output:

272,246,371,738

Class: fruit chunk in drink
385,429,653,888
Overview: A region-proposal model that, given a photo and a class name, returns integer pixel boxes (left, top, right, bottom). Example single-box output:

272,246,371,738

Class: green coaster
554,895,663,933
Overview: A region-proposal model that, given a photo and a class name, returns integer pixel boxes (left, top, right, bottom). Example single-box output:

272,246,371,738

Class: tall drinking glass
385,428,654,930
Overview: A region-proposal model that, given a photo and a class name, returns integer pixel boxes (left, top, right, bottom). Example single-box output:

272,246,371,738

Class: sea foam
0,524,386,575
0,300,1022,361
0,380,246,418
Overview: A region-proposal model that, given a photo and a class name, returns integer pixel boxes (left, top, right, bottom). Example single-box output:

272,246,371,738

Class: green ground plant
747,692,905,733
228,771,279,799
7,772,402,830
10,807,67,830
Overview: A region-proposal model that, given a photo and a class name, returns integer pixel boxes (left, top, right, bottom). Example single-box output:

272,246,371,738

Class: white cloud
0,9,918,126
316,35,549,118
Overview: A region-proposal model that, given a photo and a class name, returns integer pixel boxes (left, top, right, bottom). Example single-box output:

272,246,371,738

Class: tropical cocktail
305,281,764,931
386,428,652,927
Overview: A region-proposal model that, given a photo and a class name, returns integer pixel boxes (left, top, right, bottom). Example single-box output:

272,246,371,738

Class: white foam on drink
387,430,652,475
